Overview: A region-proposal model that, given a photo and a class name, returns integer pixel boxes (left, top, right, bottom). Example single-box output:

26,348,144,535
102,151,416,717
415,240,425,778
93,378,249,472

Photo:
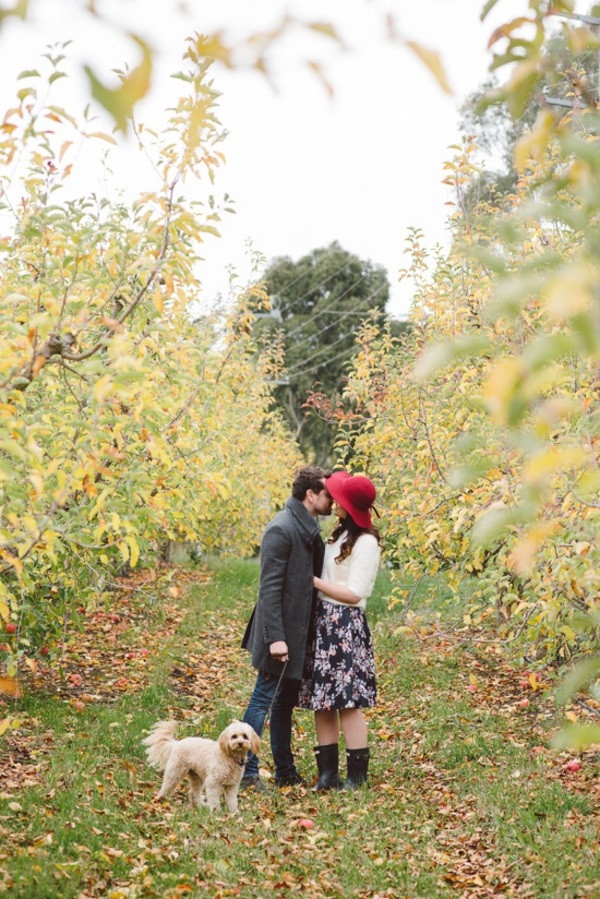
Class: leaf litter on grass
1,562,599,898
0,565,210,791
373,620,599,898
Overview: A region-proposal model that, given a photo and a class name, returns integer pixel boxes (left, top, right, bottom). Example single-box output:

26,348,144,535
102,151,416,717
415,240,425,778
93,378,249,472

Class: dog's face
218,721,260,759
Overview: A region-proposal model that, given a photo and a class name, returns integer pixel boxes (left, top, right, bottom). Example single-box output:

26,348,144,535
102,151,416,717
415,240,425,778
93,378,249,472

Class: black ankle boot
313,744,343,791
343,747,370,789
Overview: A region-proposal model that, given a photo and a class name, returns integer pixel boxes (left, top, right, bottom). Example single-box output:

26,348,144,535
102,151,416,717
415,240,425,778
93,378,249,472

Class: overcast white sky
1,0,587,316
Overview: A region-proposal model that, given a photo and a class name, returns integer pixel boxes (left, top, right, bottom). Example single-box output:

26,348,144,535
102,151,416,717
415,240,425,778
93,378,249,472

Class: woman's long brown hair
329,513,380,564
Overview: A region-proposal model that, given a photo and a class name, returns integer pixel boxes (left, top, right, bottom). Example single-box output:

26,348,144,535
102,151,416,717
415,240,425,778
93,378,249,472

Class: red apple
5,622,17,634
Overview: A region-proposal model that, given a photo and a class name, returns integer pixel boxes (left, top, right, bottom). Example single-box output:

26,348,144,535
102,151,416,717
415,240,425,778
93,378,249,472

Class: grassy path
0,558,598,898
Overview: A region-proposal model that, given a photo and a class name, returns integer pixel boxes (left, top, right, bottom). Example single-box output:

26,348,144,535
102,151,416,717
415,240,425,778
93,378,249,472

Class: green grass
1,559,598,898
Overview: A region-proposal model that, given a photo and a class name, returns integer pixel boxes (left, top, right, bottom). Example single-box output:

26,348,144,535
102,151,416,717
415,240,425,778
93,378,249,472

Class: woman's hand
315,576,361,606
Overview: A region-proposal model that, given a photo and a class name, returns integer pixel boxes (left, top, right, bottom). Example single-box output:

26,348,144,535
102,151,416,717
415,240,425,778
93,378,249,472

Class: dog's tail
142,720,178,771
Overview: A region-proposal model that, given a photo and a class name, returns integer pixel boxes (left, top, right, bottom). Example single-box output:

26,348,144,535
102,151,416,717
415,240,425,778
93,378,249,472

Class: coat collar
285,496,320,541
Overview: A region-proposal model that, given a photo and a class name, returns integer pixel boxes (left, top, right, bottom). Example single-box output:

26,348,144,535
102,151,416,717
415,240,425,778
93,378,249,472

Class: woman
298,470,381,790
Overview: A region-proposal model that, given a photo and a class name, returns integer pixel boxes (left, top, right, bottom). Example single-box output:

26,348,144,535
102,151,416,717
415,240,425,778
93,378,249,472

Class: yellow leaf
543,266,592,320
483,357,524,424
28,471,44,495
529,673,539,691
84,131,118,145
508,521,560,574
0,716,22,738
307,21,339,40
59,140,72,161
93,375,112,404
126,535,140,568
194,34,233,66
0,551,23,576
487,17,531,48
0,599,9,622
0,676,23,698
406,41,452,94
84,37,152,132
524,446,587,485
514,110,554,172
152,286,164,314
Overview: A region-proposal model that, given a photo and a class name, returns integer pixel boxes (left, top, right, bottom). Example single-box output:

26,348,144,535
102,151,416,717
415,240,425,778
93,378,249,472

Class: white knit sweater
317,532,381,610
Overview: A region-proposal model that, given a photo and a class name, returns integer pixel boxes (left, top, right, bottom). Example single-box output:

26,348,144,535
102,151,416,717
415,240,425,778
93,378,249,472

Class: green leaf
17,86,36,101
84,36,152,132
556,656,600,705
551,723,600,751
523,333,576,370
448,459,492,489
571,312,600,354
0,458,16,479
414,334,491,380
480,0,501,22
487,271,547,319
469,246,508,274
471,507,514,547
507,66,540,119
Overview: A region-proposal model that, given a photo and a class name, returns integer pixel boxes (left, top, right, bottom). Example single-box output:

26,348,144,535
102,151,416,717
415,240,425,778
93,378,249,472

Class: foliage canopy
0,43,300,678
253,242,390,464
331,2,600,745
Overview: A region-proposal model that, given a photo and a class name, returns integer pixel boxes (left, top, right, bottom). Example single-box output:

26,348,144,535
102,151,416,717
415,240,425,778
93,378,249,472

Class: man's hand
269,641,289,662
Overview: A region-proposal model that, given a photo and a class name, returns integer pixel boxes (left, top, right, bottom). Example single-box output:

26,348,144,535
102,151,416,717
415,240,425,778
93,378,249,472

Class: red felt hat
326,471,377,529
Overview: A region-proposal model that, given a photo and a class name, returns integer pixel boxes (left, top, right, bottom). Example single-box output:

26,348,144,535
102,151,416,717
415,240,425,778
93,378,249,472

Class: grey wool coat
242,497,325,681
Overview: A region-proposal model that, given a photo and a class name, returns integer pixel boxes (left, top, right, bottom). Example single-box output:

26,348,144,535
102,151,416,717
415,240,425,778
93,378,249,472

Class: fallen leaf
0,676,23,698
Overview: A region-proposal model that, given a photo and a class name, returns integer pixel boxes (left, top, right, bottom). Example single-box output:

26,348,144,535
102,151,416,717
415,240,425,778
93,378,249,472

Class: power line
271,258,350,311
285,284,387,355
284,331,357,375
271,258,356,318
295,342,362,380
279,269,386,342
282,274,368,341
284,297,384,376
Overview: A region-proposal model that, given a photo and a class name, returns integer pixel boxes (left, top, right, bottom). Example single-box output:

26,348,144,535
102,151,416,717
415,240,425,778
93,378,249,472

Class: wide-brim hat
326,470,377,529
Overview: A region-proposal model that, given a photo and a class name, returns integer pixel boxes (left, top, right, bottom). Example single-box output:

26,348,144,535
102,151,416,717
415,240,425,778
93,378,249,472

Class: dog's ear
249,727,260,756
218,727,231,756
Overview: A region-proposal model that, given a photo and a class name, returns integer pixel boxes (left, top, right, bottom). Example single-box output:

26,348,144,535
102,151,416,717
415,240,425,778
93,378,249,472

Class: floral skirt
298,599,377,711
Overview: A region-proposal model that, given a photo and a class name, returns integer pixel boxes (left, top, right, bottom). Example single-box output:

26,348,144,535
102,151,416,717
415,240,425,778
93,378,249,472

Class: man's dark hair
292,465,332,501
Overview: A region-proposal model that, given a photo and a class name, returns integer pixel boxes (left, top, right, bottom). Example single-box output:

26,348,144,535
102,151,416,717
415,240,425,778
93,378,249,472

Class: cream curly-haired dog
143,720,260,814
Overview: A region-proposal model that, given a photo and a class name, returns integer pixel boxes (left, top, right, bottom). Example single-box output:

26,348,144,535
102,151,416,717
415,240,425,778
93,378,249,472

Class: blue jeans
242,670,301,780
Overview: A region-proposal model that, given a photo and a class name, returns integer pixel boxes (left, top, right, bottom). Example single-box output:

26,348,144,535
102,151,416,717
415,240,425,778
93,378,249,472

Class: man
241,465,333,789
